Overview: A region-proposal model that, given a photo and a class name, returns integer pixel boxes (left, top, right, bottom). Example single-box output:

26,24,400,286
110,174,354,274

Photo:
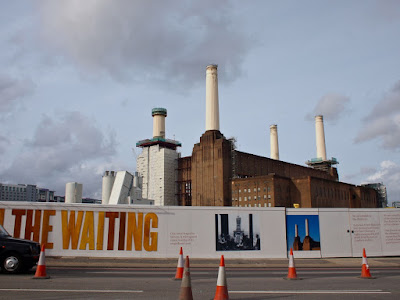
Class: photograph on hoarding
215,213,260,251
286,215,321,251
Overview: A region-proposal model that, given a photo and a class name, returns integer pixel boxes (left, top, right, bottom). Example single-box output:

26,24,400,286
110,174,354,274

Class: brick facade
177,131,378,208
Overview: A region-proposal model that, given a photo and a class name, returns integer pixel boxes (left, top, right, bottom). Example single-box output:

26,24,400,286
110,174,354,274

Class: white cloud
306,93,350,122
355,81,400,150
0,135,9,154
0,74,35,115
33,0,253,88
363,160,400,204
0,111,120,197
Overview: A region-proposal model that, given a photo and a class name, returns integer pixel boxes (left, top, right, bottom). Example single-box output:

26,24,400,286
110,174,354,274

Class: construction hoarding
0,202,399,258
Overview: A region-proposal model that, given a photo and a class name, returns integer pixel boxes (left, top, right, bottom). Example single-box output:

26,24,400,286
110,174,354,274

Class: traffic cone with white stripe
360,248,374,279
33,244,50,279
214,255,229,300
285,248,299,280
179,256,193,300
174,247,184,280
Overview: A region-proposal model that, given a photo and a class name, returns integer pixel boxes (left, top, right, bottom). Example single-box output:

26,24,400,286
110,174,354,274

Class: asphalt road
1,266,399,299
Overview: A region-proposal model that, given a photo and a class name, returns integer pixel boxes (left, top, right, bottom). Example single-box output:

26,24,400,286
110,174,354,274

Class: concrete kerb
44,256,400,268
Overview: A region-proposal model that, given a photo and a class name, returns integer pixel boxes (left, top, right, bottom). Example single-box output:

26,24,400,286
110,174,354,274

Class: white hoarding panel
0,203,286,259
379,209,400,256
319,209,352,257
349,209,382,257
259,208,287,258
1,202,397,259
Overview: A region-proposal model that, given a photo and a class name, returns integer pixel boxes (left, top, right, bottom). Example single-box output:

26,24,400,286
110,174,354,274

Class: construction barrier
33,244,50,279
1,202,399,259
178,256,193,300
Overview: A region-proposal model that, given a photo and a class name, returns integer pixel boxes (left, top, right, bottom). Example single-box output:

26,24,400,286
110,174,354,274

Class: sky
0,1,399,204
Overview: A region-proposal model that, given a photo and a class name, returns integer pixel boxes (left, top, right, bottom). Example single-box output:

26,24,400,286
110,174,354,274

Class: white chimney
305,218,309,236
270,124,279,160
102,171,115,205
315,115,327,160
65,182,83,204
205,64,220,131
152,108,167,138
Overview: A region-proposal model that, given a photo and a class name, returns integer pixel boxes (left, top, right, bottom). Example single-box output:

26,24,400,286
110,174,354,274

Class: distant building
0,183,54,202
101,170,155,205
53,196,65,202
361,183,387,207
82,198,101,204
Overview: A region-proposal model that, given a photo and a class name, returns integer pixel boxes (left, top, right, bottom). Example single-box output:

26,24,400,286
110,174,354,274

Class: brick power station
133,65,378,209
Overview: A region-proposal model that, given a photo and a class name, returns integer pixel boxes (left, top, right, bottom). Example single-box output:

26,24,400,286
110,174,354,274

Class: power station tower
270,124,279,160
306,115,339,174
191,65,233,206
136,108,181,206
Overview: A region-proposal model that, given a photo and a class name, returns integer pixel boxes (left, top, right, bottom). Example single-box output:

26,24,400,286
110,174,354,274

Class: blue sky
0,1,399,204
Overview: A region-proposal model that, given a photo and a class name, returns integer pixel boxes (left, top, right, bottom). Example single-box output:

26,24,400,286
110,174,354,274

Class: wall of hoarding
0,202,399,258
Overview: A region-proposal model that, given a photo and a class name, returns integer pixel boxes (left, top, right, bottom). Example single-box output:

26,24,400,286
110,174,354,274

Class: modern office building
0,183,54,202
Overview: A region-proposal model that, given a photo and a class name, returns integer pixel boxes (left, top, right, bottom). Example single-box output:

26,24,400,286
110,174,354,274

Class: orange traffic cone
360,248,374,279
174,247,184,280
285,248,299,280
214,255,229,300
33,244,50,279
179,256,193,300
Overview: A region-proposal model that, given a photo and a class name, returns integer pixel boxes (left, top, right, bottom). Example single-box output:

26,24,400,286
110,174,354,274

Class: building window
248,189,250,193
